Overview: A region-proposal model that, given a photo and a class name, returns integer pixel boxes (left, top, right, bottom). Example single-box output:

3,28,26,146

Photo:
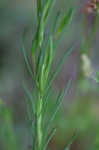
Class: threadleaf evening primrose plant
21,0,76,150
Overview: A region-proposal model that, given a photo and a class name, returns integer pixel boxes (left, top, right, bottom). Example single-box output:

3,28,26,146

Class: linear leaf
42,128,56,150
45,11,60,51
44,35,54,78
42,90,52,124
22,84,36,116
54,8,75,50
21,31,34,81
55,8,74,40
51,11,61,34
64,132,77,150
24,95,31,121
24,95,35,149
37,0,56,48
43,0,56,25
32,38,38,63
43,80,71,147
45,44,75,95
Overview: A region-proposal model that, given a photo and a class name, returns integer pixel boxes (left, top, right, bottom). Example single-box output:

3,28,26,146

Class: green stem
37,93,43,150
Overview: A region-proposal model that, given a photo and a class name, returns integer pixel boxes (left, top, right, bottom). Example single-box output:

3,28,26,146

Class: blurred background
0,0,99,150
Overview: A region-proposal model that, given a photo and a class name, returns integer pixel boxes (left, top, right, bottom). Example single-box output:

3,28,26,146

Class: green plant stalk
37,92,43,150
36,42,43,150
36,1,44,149
22,0,75,149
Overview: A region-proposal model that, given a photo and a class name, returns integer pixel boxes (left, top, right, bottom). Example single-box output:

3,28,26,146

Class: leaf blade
45,44,75,95
21,30,34,81
55,8,74,40
64,131,77,150
43,80,71,148
22,84,36,116
42,128,56,150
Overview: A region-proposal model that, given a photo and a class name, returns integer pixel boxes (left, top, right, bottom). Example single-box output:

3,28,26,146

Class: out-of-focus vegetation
0,0,99,150
0,99,18,150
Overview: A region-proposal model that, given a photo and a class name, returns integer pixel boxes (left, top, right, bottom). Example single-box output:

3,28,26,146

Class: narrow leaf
21,31,34,81
64,131,77,150
24,95,31,121
45,44,75,95
42,128,56,150
43,0,56,25
55,8,74,40
42,90,52,124
44,35,54,78
43,80,71,147
45,11,60,52
24,95,35,149
22,84,36,116
37,0,56,48
51,11,61,34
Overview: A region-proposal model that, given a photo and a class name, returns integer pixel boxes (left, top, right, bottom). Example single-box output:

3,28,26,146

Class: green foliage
0,99,18,150
21,0,76,150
